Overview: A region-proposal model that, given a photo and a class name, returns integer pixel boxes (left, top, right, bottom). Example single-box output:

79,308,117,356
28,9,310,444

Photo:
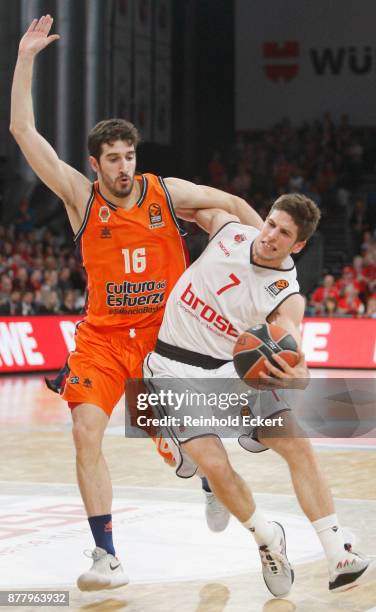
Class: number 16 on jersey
122,248,147,274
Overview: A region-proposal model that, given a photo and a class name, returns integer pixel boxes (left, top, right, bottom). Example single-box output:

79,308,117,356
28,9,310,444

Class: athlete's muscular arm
9,16,90,231
269,294,305,348
173,207,240,238
260,294,310,386
193,209,240,238
165,177,263,230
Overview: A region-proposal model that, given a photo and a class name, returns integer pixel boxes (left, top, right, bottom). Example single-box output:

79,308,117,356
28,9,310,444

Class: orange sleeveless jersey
75,173,188,329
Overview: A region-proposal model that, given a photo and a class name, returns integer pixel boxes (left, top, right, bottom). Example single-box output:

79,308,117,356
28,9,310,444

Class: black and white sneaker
258,522,294,598
329,543,376,592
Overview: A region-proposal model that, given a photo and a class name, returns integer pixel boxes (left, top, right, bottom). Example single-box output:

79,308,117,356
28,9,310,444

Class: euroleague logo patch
265,279,289,297
234,233,246,244
99,205,111,223
149,203,165,229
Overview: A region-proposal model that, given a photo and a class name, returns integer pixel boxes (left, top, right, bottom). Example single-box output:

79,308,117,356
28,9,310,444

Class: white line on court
1,481,376,504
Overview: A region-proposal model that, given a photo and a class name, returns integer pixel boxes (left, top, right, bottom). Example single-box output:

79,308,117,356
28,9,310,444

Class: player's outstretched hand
19,15,60,57
258,350,309,389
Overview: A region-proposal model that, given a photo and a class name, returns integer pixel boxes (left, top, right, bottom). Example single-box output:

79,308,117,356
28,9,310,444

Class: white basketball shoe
258,522,294,598
77,547,129,591
204,491,230,532
329,543,376,592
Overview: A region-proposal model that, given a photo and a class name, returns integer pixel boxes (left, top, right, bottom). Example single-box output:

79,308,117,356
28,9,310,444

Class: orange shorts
61,321,159,416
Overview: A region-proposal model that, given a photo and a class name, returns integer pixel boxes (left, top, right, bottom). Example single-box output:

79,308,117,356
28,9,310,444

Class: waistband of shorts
155,339,231,370
82,321,160,337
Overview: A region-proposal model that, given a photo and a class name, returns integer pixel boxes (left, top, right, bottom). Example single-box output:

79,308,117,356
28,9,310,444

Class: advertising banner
0,316,374,373
236,0,376,128
0,316,80,373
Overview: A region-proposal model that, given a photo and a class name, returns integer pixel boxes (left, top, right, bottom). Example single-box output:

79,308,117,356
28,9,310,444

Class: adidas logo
331,526,339,532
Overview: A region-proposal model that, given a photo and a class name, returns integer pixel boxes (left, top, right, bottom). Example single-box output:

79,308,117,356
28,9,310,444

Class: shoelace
259,546,285,575
83,548,104,561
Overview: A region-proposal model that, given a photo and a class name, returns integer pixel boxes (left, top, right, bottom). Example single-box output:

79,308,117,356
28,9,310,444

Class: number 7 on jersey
216,273,241,295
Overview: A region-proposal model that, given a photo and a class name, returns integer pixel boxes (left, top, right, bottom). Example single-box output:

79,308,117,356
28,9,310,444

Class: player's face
253,210,306,264
92,140,137,198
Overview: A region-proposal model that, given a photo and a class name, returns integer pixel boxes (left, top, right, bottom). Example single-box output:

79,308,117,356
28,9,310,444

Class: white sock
312,514,346,566
242,509,276,547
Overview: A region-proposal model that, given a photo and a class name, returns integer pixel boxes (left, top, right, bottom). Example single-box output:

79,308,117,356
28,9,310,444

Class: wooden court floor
0,373,375,612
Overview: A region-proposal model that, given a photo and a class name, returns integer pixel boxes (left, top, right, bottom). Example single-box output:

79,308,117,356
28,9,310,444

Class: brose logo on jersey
149,203,165,229
179,282,239,338
265,279,289,297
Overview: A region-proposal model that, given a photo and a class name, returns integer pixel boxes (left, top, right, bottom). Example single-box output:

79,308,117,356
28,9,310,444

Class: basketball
233,323,299,382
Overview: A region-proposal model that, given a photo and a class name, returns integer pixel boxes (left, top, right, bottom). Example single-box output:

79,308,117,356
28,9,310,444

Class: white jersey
159,222,300,360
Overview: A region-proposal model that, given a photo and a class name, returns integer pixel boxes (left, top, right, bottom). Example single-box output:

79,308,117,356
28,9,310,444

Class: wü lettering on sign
236,0,376,128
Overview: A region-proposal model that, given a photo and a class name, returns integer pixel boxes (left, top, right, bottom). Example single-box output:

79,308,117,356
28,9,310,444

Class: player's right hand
258,350,309,390
18,15,60,57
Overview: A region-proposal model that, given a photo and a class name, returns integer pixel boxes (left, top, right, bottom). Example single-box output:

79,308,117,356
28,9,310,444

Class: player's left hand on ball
259,350,308,389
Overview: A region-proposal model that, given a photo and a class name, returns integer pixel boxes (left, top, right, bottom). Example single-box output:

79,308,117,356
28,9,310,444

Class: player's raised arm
9,15,91,212
164,177,263,230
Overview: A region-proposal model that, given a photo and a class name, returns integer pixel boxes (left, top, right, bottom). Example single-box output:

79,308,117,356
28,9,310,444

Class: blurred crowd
205,113,373,214
307,160,376,318
307,253,376,318
0,219,86,316
1,114,376,318
203,113,376,318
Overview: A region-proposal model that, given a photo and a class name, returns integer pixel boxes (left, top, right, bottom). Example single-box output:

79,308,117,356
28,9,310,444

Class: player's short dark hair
269,193,321,242
88,119,141,161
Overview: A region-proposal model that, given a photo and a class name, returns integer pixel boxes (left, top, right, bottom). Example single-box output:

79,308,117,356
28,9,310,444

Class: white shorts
143,351,291,478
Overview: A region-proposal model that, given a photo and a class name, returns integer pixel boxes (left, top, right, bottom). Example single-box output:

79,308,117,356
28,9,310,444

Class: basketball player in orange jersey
10,15,263,591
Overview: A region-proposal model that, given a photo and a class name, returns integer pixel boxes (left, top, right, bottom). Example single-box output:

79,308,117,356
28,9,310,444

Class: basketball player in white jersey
143,194,374,597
